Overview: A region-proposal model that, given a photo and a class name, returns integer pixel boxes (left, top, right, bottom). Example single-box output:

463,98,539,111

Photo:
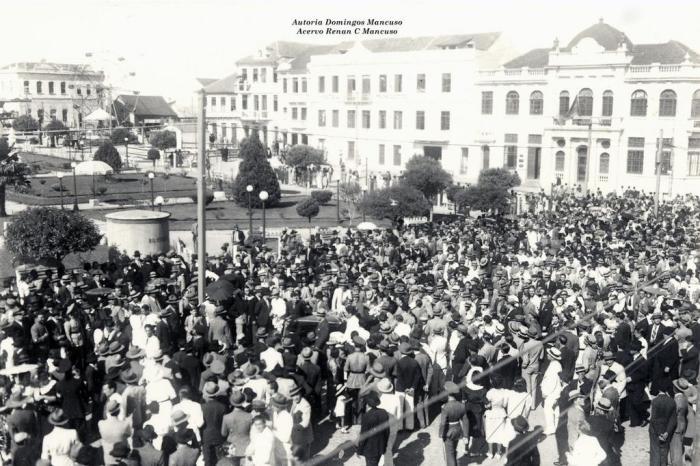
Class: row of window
282,73,453,95
207,95,279,112
22,80,91,96
27,107,70,122
316,109,451,130
240,67,278,84
483,88,700,117
347,142,403,166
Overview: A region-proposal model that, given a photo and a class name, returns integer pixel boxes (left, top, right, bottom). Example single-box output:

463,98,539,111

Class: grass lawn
11,173,200,205
19,152,74,174
82,196,387,230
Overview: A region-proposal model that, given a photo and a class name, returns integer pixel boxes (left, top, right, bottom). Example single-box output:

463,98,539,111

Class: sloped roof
236,41,320,65
631,41,700,65
115,95,178,118
287,45,337,72
503,48,551,69
1,62,103,77
196,78,218,87
204,73,239,93
565,21,633,52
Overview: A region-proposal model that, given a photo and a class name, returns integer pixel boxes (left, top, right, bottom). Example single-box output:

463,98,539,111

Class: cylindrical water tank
105,210,171,256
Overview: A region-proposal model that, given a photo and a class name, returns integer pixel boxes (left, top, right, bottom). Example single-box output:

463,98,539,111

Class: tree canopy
402,155,452,200
477,168,521,190
12,115,40,132
296,197,320,223
148,130,177,150
5,207,102,263
93,142,123,172
0,138,31,217
359,185,431,220
450,168,521,213
231,135,281,208
285,145,325,168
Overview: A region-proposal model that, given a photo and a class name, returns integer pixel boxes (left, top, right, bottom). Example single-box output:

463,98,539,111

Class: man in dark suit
613,313,633,352
200,382,226,466
134,426,165,466
314,308,330,350
506,416,541,466
357,392,389,466
626,340,649,427
649,327,680,396
647,311,665,347
537,292,554,336
649,386,677,466
298,346,322,416
253,288,271,336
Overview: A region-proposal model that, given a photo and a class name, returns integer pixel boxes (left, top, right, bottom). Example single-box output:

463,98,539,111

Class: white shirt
41,426,79,466
567,433,606,466
173,398,204,441
260,347,283,373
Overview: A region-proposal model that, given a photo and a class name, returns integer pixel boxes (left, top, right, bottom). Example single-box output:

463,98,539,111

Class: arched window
559,91,570,116
602,90,614,117
600,153,610,174
692,89,700,118
630,90,648,116
555,151,565,172
659,90,677,117
529,91,543,115
577,88,593,116
506,91,519,115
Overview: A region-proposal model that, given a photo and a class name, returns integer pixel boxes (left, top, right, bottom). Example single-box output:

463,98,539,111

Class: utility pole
197,89,207,305
585,122,593,194
654,128,663,216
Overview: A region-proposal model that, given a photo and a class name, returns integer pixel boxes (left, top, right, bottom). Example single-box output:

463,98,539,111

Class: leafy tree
285,145,325,168
402,155,452,201
44,120,68,148
190,189,215,206
453,169,521,213
147,148,161,168
296,197,320,223
338,181,362,225
93,142,122,173
311,190,333,204
5,207,102,263
359,185,431,220
12,115,40,132
110,127,137,145
148,130,177,150
477,168,521,190
0,138,31,217
232,135,281,208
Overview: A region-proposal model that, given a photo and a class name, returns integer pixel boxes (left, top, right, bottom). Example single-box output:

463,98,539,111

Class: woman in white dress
484,374,510,460
503,377,533,444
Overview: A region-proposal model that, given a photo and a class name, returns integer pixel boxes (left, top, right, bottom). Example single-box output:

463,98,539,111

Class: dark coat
649,338,679,395
395,355,424,394
357,407,390,460
649,392,677,439
201,398,227,446
135,444,165,466
505,431,541,466
315,317,330,349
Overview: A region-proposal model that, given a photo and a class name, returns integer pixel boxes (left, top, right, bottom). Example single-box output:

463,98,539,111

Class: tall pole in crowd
197,89,207,304
654,128,663,217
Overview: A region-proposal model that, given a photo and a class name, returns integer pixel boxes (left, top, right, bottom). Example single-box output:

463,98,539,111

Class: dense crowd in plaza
0,188,698,466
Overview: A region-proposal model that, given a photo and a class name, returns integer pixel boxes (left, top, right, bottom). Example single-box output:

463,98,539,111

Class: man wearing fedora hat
505,415,541,466
438,381,468,466
201,380,227,466
357,391,389,466
40,409,79,466
221,391,252,466
541,347,563,436
98,399,132,466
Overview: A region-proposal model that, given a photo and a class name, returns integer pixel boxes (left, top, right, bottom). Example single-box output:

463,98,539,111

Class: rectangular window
260,68,267,83
481,91,493,115
348,141,355,161
393,145,402,166
688,137,700,176
347,110,356,128
379,75,387,92
442,73,451,92
48,82,54,94
283,78,287,93
416,74,425,92
528,134,542,145
602,94,613,117
242,95,248,110
379,110,386,129
272,96,277,112
362,75,370,94
231,97,236,111
505,133,518,169
293,78,299,93
211,97,216,107
332,110,339,127
394,74,402,92
460,148,468,174
659,138,673,175
393,111,402,130
49,108,56,120
527,147,541,179
318,110,326,127
261,96,267,111
627,137,645,174
254,95,259,111
301,78,307,93
440,111,450,130
273,71,277,83
347,76,356,94
23,81,29,94
416,111,425,130
220,97,226,107
292,107,298,120
332,76,339,93
241,69,248,81
253,68,258,82
77,87,82,96
60,82,66,94
362,110,370,129
301,107,307,120
86,86,91,96
36,81,42,94
318,76,325,93
62,108,68,123
379,144,385,165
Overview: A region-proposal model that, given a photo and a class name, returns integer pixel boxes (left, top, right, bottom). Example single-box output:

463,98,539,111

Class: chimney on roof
553,37,560,52
599,17,604,24
684,52,691,64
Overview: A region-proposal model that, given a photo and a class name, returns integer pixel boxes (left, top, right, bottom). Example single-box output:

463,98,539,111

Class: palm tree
0,138,31,217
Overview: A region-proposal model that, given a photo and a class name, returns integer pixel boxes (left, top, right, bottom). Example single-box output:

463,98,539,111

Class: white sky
4,0,700,112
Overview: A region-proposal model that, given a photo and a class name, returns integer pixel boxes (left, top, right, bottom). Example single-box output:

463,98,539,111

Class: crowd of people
0,189,698,466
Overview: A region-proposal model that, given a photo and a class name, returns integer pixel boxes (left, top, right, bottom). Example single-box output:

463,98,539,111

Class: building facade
0,62,105,128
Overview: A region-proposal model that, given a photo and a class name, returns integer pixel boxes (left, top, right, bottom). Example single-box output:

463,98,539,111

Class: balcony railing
345,91,371,103
552,116,620,127
599,175,609,183
240,110,269,120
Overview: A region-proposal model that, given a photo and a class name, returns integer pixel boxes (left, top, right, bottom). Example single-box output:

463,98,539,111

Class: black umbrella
206,279,235,301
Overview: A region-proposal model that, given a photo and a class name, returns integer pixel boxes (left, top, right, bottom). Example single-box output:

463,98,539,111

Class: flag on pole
564,96,580,120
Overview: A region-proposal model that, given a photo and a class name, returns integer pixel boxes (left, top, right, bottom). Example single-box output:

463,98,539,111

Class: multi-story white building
0,61,105,128
476,20,700,196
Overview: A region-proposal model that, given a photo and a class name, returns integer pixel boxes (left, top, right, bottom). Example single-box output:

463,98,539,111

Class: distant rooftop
1,62,104,76
114,95,178,118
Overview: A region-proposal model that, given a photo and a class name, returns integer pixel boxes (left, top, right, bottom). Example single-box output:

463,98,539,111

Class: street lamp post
362,188,367,222
70,162,79,211
57,173,64,210
259,190,268,245
246,185,253,242
148,172,155,210
124,137,129,168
